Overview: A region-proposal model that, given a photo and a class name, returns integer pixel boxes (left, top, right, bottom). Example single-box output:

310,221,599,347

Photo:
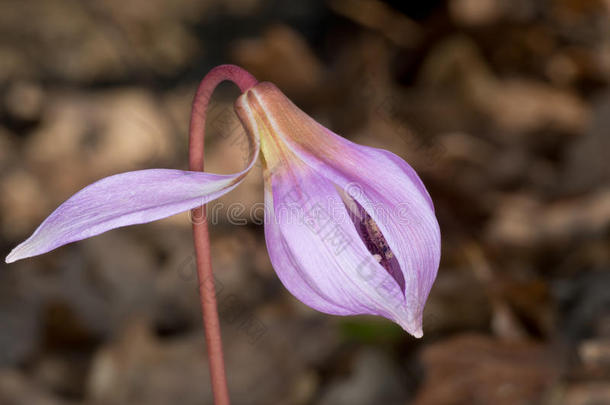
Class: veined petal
293,142,441,325
236,82,440,336
6,142,260,264
264,162,424,335
263,179,352,316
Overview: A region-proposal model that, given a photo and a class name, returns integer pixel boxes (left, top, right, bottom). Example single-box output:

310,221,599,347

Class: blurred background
1,0,609,404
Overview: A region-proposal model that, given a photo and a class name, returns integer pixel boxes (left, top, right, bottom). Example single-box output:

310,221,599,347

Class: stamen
337,187,405,292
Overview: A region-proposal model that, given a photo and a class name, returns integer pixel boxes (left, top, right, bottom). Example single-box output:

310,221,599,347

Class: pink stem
188,65,257,405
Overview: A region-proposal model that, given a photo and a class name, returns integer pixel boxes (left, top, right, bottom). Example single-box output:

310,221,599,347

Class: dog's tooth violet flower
5,66,440,338
235,83,440,337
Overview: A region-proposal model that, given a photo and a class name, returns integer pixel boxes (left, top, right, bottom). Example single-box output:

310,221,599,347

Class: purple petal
292,141,441,322
263,181,353,316
7,150,259,264
265,164,426,336
238,83,440,336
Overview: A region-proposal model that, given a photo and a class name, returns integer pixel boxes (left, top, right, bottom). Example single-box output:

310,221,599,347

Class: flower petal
294,142,441,323
237,83,440,336
6,146,260,264
264,162,425,336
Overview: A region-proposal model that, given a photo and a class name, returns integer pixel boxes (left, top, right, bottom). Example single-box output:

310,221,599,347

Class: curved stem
190,65,259,171
188,65,257,405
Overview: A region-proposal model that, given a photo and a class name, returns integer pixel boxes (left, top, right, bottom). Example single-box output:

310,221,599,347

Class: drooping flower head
6,66,440,337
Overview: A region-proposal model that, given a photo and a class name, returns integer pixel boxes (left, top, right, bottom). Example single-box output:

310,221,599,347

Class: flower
5,68,440,337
